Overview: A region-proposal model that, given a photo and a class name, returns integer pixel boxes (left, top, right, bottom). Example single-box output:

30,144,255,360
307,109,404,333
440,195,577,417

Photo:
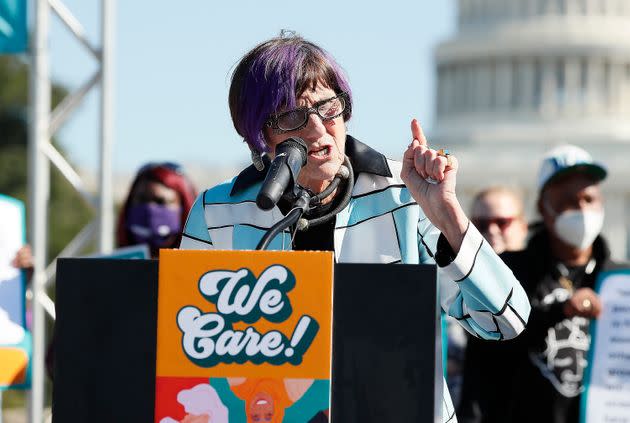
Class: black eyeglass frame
265,92,350,133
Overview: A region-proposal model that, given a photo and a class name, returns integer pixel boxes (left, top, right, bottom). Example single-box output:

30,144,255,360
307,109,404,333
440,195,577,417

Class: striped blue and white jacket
180,136,531,423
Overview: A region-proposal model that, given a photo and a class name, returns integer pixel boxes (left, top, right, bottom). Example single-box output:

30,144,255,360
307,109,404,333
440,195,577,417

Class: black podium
52,258,440,423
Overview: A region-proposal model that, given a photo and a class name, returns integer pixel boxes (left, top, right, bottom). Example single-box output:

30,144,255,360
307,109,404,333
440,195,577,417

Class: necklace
556,258,596,293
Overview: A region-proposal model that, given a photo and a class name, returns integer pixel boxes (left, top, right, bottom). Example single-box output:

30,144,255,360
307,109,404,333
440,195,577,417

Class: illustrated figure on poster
207,377,325,423
159,383,228,423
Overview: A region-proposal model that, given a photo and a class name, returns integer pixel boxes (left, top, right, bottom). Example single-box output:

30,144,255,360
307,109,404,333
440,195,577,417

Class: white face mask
553,209,604,250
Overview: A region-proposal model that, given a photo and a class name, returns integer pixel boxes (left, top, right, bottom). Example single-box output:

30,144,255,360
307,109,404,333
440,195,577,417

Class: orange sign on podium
155,250,334,423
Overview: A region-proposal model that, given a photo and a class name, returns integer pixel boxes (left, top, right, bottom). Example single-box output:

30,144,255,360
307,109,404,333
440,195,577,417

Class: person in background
459,145,622,423
11,245,33,271
116,162,197,258
45,162,197,380
447,186,528,408
11,244,33,329
505,144,625,423
470,186,528,254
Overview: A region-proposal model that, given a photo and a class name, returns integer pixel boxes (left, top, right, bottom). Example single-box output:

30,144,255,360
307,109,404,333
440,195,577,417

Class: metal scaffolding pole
28,0,51,421
99,0,115,253
28,0,116,420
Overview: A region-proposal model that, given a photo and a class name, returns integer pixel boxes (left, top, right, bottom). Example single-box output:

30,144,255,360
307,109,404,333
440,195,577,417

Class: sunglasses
472,216,517,232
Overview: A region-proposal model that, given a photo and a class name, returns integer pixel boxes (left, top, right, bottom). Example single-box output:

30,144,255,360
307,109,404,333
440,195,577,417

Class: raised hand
400,119,468,252
563,287,602,319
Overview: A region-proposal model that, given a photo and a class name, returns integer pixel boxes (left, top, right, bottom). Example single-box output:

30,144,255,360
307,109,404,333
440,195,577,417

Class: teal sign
0,0,27,54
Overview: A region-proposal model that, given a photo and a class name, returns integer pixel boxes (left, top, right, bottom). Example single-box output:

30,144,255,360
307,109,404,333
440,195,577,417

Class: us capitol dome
432,0,630,259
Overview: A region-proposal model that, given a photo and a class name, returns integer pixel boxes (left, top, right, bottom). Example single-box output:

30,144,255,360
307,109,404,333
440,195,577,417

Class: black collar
230,135,391,197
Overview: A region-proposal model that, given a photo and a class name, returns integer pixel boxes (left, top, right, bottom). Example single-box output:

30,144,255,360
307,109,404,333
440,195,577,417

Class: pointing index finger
411,119,428,147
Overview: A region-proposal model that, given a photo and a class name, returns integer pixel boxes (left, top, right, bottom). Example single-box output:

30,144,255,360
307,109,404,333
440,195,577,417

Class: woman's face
264,84,347,194
248,391,274,422
131,180,181,210
127,179,183,254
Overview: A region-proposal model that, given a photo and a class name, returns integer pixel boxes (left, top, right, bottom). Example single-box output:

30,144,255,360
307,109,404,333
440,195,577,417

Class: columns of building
441,66,455,117
540,58,558,116
622,64,630,115
526,0,536,16
565,0,583,16
496,60,513,110
507,0,520,19
476,62,493,111
585,0,599,14
603,190,628,261
450,63,464,114
435,66,446,119
564,58,580,115
518,59,535,111
608,61,623,114
458,0,468,27
586,58,605,114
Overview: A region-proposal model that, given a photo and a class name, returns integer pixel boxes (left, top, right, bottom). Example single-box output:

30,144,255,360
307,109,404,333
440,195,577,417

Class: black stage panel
332,263,438,423
53,259,438,423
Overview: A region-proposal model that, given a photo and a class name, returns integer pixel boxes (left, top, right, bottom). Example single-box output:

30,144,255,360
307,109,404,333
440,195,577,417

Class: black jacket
458,228,624,423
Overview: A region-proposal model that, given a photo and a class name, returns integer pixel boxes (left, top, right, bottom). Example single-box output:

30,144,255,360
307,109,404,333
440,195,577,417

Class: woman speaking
180,33,530,423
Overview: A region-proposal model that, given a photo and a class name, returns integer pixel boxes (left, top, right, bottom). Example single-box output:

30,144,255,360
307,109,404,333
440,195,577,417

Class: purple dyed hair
229,34,353,153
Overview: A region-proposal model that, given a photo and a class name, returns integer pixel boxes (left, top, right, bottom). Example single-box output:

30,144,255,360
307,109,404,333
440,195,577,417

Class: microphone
256,137,308,211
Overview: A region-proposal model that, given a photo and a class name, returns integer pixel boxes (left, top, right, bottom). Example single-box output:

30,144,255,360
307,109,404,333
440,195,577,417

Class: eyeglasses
472,216,517,232
265,92,349,133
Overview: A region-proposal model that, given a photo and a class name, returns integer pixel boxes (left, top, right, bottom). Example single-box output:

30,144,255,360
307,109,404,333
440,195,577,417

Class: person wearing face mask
116,162,197,258
44,162,198,381
502,144,624,423
458,145,622,423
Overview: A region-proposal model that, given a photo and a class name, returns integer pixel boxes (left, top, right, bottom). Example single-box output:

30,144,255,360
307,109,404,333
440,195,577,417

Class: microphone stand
256,189,311,251
256,156,354,251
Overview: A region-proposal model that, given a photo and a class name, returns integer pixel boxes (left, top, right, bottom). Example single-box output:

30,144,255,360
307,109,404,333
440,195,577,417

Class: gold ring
437,148,453,167
582,299,592,309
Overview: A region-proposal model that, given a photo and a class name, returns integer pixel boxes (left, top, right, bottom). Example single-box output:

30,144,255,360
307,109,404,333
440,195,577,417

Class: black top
278,183,343,252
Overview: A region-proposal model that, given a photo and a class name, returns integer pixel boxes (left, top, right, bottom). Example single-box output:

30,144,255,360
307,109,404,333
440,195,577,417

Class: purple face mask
126,204,182,248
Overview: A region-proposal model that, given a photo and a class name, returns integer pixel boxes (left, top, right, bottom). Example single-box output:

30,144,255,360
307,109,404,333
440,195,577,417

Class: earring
249,143,265,171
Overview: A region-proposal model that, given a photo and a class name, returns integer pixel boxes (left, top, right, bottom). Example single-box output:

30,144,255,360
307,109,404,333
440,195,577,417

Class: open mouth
308,145,331,159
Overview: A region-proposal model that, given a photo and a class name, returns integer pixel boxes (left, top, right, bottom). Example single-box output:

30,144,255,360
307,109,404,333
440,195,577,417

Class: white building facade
433,0,630,259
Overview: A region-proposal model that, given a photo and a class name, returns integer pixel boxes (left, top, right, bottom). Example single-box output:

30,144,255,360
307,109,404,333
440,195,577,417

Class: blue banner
0,0,27,54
